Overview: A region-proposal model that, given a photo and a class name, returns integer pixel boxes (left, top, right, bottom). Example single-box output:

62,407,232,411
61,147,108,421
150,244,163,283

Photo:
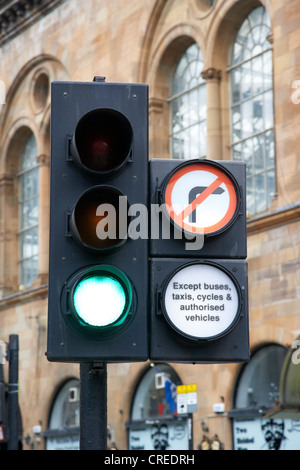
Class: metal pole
80,362,107,450
8,334,19,450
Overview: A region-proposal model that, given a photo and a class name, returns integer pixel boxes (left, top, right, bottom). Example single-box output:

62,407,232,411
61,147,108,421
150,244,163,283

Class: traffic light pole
8,334,19,450
80,362,107,450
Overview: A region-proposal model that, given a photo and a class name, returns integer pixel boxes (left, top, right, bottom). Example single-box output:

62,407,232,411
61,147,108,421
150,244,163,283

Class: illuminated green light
71,267,132,329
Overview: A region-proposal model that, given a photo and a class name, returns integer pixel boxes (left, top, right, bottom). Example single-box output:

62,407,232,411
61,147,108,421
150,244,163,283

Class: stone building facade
0,0,299,450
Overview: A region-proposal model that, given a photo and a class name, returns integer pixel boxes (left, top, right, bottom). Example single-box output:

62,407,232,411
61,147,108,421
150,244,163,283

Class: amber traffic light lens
70,186,128,251
72,109,133,174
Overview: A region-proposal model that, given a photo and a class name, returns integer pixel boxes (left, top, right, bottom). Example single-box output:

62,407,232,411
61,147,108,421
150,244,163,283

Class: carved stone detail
0,0,63,46
201,67,222,81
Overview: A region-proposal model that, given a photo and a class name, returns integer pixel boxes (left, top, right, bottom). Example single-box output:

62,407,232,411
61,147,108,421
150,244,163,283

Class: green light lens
72,271,131,329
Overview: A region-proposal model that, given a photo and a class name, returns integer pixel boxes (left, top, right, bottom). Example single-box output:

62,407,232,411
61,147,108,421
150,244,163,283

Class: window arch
169,43,206,159
128,364,192,450
131,363,181,420
229,6,275,215
18,133,39,288
45,379,80,450
233,344,287,411
229,343,295,450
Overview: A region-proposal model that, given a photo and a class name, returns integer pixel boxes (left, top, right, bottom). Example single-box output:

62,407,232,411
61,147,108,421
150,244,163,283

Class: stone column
36,154,50,284
149,97,167,159
201,68,222,160
0,174,17,296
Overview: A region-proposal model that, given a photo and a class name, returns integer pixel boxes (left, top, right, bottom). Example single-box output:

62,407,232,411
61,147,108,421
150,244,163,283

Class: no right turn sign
163,161,239,236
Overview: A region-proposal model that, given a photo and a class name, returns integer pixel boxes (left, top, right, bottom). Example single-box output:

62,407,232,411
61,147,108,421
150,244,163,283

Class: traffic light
47,78,149,362
149,158,249,363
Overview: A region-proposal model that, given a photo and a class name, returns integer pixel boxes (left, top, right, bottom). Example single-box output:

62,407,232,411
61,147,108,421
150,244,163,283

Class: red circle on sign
163,162,238,235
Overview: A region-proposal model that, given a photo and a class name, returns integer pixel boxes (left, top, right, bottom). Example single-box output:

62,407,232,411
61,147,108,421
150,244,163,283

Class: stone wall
0,0,299,450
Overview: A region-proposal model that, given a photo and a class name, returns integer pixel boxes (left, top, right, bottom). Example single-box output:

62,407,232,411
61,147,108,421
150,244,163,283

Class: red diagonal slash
177,177,223,221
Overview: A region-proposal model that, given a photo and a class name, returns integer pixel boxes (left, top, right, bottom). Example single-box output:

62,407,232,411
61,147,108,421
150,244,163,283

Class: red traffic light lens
71,109,133,174
69,186,129,251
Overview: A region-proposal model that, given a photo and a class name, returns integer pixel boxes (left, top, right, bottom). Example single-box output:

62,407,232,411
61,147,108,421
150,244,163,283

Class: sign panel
177,385,187,414
163,263,240,340
233,418,300,450
186,384,197,413
129,419,190,450
163,162,238,236
177,384,197,414
46,434,79,450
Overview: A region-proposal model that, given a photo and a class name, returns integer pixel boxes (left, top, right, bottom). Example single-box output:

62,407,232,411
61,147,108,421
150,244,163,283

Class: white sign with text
164,264,239,340
233,418,300,450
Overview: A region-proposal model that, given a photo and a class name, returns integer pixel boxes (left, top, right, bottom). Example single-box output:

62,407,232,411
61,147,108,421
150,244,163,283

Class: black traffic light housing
149,159,247,259
150,258,249,363
149,158,249,363
47,79,149,363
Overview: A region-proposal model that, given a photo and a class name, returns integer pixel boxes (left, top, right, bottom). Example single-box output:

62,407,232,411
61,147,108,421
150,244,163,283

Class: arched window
45,379,80,450
18,133,39,288
128,364,192,450
234,344,287,410
169,43,206,159
229,344,296,450
131,364,181,421
229,6,275,215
